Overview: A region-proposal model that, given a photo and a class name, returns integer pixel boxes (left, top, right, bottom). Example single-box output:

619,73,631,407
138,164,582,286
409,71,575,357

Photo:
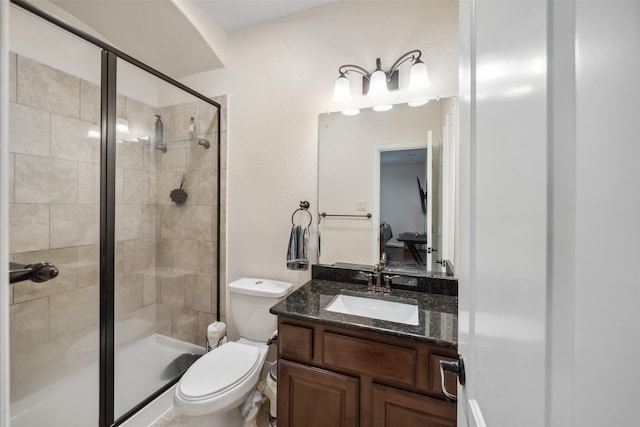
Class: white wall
380,161,426,244
179,0,458,291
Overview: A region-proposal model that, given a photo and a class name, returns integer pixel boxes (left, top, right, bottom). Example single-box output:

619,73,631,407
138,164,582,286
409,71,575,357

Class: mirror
317,98,458,276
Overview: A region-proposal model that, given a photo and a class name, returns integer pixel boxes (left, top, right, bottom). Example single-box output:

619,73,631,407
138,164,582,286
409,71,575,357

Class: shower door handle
9,262,59,285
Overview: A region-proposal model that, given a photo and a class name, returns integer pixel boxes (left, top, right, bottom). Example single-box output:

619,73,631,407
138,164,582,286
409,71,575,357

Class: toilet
173,278,293,427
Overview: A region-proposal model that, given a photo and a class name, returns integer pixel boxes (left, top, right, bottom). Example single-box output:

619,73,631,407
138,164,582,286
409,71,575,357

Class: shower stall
7,1,225,426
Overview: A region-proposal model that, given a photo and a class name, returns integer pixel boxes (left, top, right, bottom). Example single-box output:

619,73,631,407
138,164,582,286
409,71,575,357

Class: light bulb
373,104,392,112
332,75,351,103
409,60,430,89
368,69,388,97
341,108,360,116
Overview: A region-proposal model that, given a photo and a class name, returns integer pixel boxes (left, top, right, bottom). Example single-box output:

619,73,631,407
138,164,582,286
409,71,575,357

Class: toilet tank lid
229,278,293,297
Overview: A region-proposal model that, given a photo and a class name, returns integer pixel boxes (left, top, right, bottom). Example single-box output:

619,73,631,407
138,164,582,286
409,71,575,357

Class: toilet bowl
173,278,292,427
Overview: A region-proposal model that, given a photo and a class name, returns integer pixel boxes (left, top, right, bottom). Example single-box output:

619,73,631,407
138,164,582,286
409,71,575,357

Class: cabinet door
371,384,456,427
278,360,359,427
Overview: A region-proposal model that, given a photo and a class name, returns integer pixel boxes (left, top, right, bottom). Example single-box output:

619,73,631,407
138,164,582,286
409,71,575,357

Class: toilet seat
177,342,260,402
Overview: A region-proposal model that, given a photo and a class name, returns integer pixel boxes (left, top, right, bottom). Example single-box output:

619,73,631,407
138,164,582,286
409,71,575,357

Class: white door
425,130,433,268
456,0,548,426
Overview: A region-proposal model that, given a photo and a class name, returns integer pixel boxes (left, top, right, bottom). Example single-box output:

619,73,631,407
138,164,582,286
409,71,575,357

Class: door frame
373,141,429,264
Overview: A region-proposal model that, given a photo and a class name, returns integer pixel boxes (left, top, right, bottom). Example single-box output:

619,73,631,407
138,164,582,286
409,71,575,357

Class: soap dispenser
154,115,164,145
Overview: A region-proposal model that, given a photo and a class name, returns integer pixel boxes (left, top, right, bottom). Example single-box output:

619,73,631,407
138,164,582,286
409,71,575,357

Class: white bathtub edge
120,383,176,427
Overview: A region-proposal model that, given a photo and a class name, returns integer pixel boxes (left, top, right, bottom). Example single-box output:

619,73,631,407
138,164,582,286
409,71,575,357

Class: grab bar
320,213,372,219
9,262,59,285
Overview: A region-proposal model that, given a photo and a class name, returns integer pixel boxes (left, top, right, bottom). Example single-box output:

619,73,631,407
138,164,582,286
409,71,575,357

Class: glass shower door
8,6,102,426
113,58,219,420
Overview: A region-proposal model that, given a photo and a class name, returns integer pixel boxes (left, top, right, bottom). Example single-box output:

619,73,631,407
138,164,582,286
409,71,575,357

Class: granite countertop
270,279,458,350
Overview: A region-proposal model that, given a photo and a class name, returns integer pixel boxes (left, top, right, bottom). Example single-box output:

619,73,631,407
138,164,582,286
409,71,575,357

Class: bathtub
10,333,204,427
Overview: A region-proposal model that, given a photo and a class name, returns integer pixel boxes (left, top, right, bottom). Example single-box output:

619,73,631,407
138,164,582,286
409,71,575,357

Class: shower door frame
9,2,223,426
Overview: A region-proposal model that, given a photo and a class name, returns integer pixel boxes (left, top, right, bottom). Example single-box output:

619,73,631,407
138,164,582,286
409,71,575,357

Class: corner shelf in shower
137,136,211,152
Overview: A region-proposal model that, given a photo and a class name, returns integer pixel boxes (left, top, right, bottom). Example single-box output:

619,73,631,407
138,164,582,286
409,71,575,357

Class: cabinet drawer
279,323,313,361
429,354,457,398
323,332,416,386
371,383,456,427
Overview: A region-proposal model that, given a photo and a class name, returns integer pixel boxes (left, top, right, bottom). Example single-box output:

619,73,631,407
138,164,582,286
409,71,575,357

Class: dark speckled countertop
270,280,458,350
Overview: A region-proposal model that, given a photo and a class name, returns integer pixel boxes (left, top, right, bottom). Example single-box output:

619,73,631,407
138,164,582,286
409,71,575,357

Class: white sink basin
324,294,419,326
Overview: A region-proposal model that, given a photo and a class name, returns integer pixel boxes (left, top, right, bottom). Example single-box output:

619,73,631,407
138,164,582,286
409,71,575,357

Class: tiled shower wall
8,52,227,399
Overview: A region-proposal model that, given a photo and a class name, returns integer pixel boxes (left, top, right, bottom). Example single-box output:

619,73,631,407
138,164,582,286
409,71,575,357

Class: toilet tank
229,278,293,342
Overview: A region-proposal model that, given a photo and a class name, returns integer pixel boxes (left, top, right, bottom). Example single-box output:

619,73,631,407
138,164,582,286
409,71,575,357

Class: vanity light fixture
331,49,430,103
408,98,430,107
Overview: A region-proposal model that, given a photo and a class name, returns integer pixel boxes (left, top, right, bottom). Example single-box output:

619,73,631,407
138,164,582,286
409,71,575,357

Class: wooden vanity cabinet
277,317,457,427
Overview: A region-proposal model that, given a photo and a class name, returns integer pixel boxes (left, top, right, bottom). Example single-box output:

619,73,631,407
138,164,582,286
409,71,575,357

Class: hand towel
286,224,309,270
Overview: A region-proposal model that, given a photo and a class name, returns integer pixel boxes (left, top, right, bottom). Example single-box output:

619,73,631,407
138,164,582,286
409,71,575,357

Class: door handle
9,262,59,285
439,355,466,403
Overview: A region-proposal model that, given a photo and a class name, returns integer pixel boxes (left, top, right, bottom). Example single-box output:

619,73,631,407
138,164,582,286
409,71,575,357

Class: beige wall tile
212,95,227,133
10,204,50,253
184,275,212,313
143,145,161,172
159,271,185,307
123,238,156,276
9,102,51,157
13,247,78,303
156,303,173,337
115,167,124,204
79,80,100,124
14,155,78,203
197,241,216,278
127,304,156,331
220,166,227,204
116,140,144,170
157,102,198,140
123,169,155,205
221,132,227,169
184,206,213,242
10,297,48,351
117,94,126,118
160,147,186,171
124,97,156,139
198,100,218,136
172,307,197,344
50,204,99,248
220,242,227,318
220,205,226,243
142,271,158,306
116,274,143,316
77,244,99,288
198,169,217,206
141,205,157,239
116,241,124,279
78,163,100,204
49,285,99,341
115,204,143,241
51,114,100,164
197,312,216,348
10,52,17,102
17,56,80,118
186,142,214,171
159,205,186,239
9,154,14,204
158,239,198,274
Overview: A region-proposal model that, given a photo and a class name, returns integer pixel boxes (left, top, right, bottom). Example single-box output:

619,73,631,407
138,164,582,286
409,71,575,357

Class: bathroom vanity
270,279,458,427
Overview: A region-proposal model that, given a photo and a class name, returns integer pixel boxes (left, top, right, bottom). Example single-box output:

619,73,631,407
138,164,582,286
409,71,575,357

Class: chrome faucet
360,255,391,294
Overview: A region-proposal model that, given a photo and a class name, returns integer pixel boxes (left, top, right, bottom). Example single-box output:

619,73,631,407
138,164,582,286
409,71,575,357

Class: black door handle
9,262,59,285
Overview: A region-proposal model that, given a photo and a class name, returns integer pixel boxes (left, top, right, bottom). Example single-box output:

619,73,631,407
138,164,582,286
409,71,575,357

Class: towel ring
292,201,313,227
